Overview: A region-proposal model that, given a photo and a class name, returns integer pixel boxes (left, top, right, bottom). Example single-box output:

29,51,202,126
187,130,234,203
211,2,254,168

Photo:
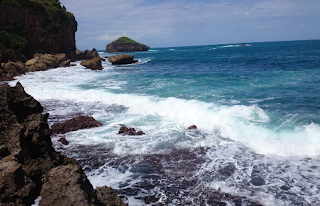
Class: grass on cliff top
114,37,139,44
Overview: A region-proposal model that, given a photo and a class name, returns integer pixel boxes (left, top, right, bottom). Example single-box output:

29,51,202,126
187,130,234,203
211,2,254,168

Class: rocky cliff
0,0,77,62
106,37,150,52
0,82,127,206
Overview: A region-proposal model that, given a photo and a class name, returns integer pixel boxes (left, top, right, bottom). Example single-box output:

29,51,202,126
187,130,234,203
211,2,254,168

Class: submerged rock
106,37,149,52
118,125,145,135
51,116,103,134
108,54,138,65
80,57,103,70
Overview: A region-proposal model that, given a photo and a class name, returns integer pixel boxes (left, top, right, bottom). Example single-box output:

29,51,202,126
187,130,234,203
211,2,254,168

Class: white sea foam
9,66,320,157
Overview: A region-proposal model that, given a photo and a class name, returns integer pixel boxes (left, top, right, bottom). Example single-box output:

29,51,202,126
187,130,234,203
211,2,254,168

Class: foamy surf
8,41,320,205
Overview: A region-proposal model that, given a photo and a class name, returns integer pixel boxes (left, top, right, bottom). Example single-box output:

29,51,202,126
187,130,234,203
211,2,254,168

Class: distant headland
106,37,150,53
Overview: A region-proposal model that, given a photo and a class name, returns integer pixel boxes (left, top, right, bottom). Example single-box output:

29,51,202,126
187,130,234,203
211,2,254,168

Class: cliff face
106,37,150,53
0,0,77,62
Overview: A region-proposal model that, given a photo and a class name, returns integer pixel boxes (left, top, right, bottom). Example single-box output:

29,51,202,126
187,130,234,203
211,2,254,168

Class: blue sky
60,0,320,50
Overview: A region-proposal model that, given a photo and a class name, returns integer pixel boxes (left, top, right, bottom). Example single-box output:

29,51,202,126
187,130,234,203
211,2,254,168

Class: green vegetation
29,0,76,28
3,0,22,10
114,37,139,44
0,30,27,54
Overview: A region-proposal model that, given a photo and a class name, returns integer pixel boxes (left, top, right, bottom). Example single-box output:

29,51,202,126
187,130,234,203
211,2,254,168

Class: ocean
8,40,320,205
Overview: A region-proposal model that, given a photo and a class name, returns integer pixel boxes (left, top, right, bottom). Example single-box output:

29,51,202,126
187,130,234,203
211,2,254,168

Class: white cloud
60,0,320,49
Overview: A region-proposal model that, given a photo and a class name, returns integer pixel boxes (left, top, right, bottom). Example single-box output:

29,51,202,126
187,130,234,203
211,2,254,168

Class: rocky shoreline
0,82,127,206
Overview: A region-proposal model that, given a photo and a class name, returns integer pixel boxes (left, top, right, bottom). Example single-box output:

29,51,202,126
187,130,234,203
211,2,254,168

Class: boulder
51,116,103,134
0,61,26,81
188,125,197,129
58,137,69,145
75,48,99,60
25,53,71,72
59,59,71,67
118,125,145,136
108,54,137,65
106,37,149,52
80,57,103,70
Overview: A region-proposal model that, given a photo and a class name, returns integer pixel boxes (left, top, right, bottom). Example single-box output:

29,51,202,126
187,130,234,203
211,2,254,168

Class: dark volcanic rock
80,57,103,70
108,54,137,65
0,83,126,206
106,37,149,53
58,137,69,145
75,48,99,61
118,125,145,135
51,116,103,134
188,125,197,129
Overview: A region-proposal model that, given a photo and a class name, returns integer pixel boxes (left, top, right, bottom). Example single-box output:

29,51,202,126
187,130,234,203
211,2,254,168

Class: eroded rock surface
51,116,103,134
0,82,126,206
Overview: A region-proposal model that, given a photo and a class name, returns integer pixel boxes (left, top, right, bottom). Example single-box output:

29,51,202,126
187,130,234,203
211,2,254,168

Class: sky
60,0,320,50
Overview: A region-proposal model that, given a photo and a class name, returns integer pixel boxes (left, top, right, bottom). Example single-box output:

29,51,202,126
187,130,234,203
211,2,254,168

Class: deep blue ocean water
8,40,320,205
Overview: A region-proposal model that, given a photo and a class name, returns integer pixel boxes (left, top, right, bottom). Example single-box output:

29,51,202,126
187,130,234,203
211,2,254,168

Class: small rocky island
106,37,150,52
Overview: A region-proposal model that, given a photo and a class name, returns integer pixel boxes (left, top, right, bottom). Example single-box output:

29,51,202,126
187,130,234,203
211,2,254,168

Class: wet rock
0,61,26,81
58,137,69,145
118,125,145,135
108,54,137,65
75,48,99,60
250,175,266,186
80,57,103,70
70,63,77,66
59,59,71,67
188,125,197,129
217,162,236,180
250,165,266,186
96,186,128,206
280,185,290,191
51,116,103,134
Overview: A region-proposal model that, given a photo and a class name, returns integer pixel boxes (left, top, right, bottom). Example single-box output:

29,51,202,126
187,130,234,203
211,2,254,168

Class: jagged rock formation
80,57,103,70
0,0,77,62
0,82,127,206
75,48,99,61
106,37,149,53
118,125,145,136
108,54,137,65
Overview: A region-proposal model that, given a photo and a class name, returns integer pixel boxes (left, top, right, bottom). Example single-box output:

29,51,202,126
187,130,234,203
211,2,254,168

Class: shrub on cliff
0,31,27,54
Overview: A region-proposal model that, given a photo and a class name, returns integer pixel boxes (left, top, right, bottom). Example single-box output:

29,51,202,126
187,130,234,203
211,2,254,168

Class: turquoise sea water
8,40,320,205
